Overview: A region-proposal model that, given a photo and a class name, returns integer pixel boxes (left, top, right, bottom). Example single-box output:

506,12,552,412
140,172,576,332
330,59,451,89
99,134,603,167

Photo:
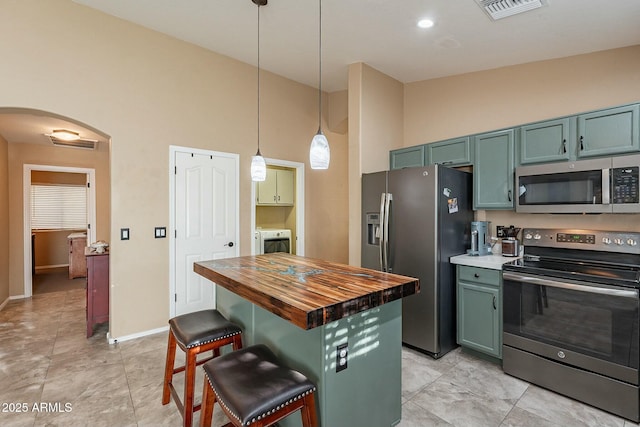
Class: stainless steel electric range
502,228,640,421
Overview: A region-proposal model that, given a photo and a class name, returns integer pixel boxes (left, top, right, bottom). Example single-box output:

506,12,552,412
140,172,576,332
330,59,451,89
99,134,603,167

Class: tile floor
1,288,639,427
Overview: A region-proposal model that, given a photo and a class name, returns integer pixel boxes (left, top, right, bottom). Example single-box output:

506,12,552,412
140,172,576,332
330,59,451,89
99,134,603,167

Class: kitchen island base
216,286,402,427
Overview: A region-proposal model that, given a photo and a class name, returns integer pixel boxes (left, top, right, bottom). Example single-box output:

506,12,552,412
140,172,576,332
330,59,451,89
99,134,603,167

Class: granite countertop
450,253,521,270
194,253,419,330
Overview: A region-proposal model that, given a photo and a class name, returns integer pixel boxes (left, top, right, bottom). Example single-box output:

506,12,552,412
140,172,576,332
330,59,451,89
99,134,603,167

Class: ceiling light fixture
250,0,268,182
49,129,80,141
417,18,434,29
309,0,330,170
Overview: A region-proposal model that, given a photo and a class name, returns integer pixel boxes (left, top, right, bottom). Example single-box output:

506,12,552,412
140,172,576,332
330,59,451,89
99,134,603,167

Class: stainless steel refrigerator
361,165,473,358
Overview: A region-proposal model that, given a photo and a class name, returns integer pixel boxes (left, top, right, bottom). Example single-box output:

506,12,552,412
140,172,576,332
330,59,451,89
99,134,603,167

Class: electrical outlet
336,343,348,372
496,225,506,238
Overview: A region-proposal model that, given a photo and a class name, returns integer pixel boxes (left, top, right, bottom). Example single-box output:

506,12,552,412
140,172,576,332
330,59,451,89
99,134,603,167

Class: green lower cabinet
456,265,502,359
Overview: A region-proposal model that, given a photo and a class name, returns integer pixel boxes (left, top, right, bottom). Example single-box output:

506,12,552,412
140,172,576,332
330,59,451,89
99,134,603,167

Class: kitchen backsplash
478,210,640,236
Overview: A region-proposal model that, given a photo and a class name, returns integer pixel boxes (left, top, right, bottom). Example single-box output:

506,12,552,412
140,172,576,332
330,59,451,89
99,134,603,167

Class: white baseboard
9,295,26,300
35,264,69,271
107,325,169,344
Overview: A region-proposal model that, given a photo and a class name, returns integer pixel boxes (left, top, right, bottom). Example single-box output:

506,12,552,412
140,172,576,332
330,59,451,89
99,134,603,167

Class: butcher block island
194,253,419,427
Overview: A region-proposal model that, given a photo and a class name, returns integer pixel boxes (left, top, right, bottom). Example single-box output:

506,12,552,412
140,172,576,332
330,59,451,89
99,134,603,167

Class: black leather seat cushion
169,309,242,349
203,344,316,426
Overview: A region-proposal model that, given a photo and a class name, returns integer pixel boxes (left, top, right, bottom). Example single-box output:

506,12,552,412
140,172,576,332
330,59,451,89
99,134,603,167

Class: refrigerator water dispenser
366,213,380,245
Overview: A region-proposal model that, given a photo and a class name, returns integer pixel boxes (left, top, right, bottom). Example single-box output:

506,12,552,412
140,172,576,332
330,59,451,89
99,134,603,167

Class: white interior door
174,150,238,316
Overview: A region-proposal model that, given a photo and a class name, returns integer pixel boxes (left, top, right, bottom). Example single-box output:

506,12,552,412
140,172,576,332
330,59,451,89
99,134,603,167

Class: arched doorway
0,107,110,299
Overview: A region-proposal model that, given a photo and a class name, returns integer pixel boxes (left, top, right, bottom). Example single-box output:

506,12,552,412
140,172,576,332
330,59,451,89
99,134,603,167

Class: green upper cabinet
426,136,473,166
389,145,425,170
518,118,574,165
473,129,515,210
577,104,640,158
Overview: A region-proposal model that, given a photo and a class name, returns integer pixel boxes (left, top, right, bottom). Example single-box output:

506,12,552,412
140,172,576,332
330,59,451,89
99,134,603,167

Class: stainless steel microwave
515,155,640,213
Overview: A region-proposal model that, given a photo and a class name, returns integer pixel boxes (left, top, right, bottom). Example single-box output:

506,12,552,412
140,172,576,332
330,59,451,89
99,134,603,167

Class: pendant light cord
257,3,261,154
318,0,322,129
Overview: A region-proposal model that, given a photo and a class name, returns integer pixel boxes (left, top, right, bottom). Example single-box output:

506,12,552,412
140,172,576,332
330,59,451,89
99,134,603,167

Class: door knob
224,242,234,247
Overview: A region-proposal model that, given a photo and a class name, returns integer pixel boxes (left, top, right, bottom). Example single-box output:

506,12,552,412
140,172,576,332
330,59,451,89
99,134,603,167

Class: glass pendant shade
251,149,267,181
309,128,330,170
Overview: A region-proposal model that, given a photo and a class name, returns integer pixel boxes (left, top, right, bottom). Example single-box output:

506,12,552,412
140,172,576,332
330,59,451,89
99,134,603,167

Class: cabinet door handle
474,273,480,278
273,195,277,202
277,195,280,201
508,189,512,202
580,135,584,150
562,139,567,154
493,295,497,310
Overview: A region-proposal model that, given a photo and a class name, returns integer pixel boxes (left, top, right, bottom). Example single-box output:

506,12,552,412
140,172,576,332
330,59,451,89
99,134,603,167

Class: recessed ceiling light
417,18,434,29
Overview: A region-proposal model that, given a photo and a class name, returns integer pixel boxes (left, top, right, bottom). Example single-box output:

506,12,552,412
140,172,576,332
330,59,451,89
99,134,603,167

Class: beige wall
403,45,640,233
360,64,405,174
0,134,8,305
405,46,640,146
33,231,76,268
347,63,404,265
0,0,348,337
32,170,86,185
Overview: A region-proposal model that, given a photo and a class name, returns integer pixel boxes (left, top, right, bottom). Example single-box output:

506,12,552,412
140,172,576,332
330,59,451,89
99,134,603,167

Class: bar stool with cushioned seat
162,309,243,427
199,344,318,427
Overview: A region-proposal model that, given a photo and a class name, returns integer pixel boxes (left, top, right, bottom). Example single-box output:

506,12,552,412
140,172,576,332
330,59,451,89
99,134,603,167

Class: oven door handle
503,272,639,299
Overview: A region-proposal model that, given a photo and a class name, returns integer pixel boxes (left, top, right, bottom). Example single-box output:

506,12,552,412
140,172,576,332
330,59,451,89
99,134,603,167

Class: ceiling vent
48,135,97,150
476,0,546,20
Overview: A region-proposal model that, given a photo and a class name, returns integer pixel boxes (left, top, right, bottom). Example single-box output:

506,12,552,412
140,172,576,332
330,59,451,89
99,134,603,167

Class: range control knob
614,238,624,245
533,233,542,240
602,237,611,245
524,233,533,240
627,239,638,246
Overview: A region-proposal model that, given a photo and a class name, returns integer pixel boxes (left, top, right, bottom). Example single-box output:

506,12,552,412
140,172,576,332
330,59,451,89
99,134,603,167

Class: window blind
31,184,87,230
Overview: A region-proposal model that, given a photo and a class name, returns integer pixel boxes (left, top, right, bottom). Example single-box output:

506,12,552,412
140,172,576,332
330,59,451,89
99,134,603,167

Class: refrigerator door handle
384,192,392,272
379,193,386,271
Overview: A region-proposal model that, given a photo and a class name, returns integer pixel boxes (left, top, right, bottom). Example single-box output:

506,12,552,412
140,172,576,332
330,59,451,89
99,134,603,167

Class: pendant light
309,0,330,170
250,0,268,182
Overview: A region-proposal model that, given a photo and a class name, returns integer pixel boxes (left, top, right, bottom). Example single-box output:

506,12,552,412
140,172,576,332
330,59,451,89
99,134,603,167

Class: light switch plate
121,228,130,240
155,227,166,238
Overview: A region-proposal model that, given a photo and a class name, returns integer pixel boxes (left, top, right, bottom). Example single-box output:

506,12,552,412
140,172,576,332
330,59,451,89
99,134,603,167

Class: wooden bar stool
199,344,318,427
162,309,243,427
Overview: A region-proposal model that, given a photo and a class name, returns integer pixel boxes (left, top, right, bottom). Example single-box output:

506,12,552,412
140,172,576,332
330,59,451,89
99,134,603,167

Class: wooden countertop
194,253,419,330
